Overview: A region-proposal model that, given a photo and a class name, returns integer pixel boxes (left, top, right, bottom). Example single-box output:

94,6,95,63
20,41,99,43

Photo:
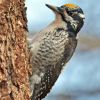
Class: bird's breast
32,30,77,71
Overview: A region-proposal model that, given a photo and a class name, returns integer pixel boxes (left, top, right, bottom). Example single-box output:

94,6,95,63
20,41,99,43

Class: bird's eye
67,11,73,15
67,11,78,16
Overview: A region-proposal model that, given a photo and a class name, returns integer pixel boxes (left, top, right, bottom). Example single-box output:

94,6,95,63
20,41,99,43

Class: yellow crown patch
64,3,78,9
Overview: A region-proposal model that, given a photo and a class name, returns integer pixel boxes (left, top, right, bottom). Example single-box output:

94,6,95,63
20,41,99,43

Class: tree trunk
0,0,31,99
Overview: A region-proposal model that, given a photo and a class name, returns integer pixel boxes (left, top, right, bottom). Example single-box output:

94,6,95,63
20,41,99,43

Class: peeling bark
0,0,31,99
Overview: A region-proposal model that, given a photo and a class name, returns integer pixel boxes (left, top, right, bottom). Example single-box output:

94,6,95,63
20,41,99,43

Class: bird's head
46,3,85,34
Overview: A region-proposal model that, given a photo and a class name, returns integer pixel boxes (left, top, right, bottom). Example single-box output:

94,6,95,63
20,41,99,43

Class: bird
29,3,85,100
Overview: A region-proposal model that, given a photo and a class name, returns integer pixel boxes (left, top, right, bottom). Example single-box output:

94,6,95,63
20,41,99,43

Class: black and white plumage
29,3,85,100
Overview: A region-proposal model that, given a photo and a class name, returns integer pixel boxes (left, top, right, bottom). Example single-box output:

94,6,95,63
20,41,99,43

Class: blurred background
25,0,100,100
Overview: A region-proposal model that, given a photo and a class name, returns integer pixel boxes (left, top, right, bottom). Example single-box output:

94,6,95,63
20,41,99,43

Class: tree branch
0,0,32,99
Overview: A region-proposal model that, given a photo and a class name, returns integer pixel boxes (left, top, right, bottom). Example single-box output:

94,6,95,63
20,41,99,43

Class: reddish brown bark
0,0,31,99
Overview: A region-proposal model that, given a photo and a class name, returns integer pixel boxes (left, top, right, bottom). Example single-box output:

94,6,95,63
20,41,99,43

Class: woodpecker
29,3,85,100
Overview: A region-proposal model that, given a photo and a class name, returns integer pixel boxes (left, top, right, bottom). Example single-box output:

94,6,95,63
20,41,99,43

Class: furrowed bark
0,0,32,99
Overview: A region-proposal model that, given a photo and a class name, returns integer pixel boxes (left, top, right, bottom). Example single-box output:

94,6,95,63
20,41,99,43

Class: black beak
45,4,59,12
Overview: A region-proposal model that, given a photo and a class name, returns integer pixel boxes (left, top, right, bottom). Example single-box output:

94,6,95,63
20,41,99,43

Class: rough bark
0,0,32,99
